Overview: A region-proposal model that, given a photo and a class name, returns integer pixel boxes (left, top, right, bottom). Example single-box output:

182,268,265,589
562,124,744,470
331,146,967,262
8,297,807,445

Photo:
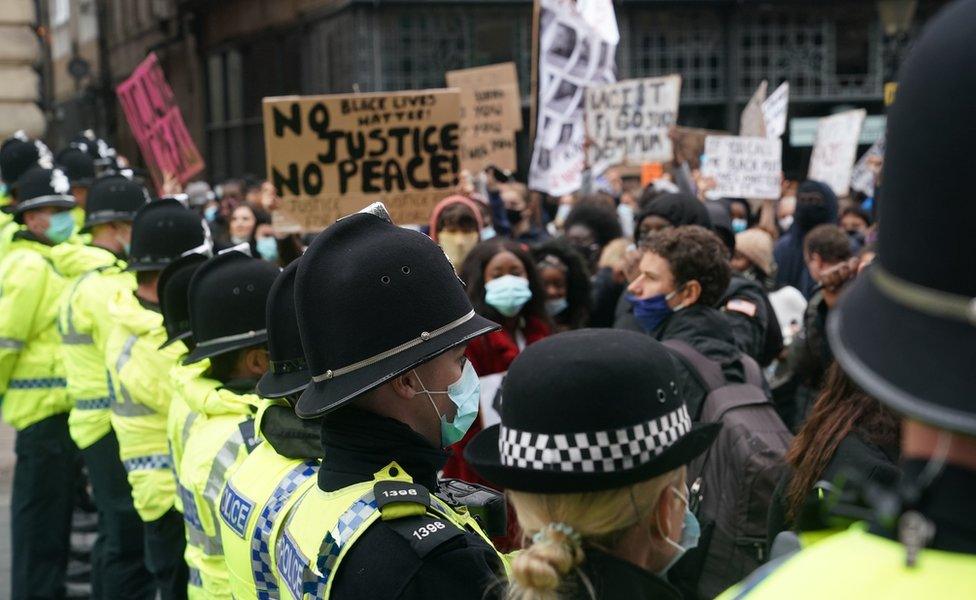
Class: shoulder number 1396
412,521,446,540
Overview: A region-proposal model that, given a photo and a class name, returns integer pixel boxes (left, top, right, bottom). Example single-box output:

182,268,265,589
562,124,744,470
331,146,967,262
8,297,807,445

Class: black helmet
184,249,280,365
827,0,976,436
84,174,150,229
294,203,500,418
0,132,50,188
56,145,96,188
2,165,76,223
257,259,309,399
158,252,209,350
128,199,210,272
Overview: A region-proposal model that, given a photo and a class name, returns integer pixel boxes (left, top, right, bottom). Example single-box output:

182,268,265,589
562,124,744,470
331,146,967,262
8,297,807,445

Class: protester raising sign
808,109,867,197
262,89,461,233
701,136,782,200
115,53,204,193
585,75,682,176
446,62,522,172
529,0,617,196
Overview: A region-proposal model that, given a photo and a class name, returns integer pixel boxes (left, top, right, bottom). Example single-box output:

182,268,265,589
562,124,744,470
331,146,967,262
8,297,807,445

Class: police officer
721,2,976,596
0,165,79,600
55,144,97,232
270,204,505,599
0,132,51,258
176,249,278,599
157,252,210,598
104,198,209,599
219,259,323,598
56,173,151,598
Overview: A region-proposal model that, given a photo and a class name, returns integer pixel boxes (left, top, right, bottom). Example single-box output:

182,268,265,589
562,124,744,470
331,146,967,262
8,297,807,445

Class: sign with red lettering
262,89,461,233
115,53,204,192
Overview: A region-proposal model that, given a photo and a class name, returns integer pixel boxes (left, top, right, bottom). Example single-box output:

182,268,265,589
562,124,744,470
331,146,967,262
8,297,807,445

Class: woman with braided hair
466,329,720,599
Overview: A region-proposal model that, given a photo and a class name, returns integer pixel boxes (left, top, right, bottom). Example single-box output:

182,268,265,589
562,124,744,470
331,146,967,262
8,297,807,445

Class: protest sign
262,89,461,233
701,135,782,200
446,62,522,172
529,0,617,196
850,134,885,197
762,82,789,139
115,53,204,192
585,74,682,176
739,80,767,138
669,126,728,170
808,109,867,197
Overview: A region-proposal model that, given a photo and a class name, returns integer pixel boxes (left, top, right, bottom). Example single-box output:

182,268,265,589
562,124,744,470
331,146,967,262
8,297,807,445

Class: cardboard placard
262,89,461,233
702,135,782,200
808,109,867,197
585,75,682,176
446,62,522,172
762,82,789,139
115,53,204,193
739,80,768,138
528,0,618,196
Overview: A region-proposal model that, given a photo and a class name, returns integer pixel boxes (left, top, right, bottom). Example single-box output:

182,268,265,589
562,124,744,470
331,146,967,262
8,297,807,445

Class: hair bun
509,523,585,598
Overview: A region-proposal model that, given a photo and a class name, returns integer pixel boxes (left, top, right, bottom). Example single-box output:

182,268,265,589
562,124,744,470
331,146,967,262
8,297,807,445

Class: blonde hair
505,468,682,600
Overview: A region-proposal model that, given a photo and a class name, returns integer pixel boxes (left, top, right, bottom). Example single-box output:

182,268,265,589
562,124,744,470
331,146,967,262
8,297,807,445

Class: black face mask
506,208,524,226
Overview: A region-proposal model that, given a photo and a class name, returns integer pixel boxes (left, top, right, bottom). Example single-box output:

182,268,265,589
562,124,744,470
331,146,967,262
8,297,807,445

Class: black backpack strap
663,339,726,392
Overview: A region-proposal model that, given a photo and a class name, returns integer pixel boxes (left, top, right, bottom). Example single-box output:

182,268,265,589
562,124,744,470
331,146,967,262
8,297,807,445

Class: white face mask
778,215,794,232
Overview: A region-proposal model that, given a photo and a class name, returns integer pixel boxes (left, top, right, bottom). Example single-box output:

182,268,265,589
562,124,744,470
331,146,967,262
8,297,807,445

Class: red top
443,315,550,550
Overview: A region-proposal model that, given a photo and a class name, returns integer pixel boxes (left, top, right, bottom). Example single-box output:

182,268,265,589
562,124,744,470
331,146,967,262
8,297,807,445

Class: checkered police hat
465,329,720,493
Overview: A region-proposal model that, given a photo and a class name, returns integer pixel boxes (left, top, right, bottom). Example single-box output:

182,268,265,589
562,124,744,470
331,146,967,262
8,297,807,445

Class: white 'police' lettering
219,481,254,538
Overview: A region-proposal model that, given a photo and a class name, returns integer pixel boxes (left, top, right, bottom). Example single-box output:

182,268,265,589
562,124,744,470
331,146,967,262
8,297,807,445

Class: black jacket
319,408,504,600
720,275,783,368
767,429,900,541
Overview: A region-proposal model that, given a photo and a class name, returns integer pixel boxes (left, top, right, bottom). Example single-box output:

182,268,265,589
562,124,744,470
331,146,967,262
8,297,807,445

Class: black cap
827,0,976,436
158,252,208,350
294,202,500,418
257,259,309,399
0,133,50,188
56,145,96,188
128,199,210,272
183,250,280,364
466,329,721,493
84,174,151,228
2,165,76,223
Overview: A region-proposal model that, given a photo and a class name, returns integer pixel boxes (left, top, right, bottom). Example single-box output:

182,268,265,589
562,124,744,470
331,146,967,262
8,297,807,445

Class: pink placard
116,53,204,192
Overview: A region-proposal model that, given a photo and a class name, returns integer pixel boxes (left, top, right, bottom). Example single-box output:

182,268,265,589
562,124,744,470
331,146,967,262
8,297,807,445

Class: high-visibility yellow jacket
175,366,261,600
54,243,135,449
168,360,211,599
105,288,184,522
718,524,976,599
269,461,504,600
0,234,70,431
220,399,321,599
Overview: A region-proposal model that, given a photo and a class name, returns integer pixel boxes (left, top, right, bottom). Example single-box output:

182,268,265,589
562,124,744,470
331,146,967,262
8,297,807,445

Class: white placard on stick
702,135,782,200
585,74,682,176
850,134,885,197
808,109,867,197
762,82,789,139
739,80,768,138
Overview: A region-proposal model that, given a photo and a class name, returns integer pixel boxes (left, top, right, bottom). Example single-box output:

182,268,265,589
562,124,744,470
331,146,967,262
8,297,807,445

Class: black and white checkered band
499,405,692,473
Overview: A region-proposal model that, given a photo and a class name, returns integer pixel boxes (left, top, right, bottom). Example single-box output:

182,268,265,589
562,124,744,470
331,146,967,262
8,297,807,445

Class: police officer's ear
241,347,270,378
390,369,422,401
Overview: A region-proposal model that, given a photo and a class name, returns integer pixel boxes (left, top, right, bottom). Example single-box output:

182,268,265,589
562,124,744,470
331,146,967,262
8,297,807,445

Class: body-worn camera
436,478,507,538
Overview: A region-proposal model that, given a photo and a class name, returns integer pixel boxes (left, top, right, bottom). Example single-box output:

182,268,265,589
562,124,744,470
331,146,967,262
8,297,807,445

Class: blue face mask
204,205,218,222
256,236,278,262
485,274,532,318
628,291,677,333
546,297,569,316
732,218,748,234
656,486,700,578
414,360,481,447
480,226,497,241
45,211,76,244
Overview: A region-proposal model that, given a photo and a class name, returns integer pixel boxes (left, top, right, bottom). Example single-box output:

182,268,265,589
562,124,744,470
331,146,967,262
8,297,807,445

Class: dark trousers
80,430,154,599
144,508,188,600
11,413,80,600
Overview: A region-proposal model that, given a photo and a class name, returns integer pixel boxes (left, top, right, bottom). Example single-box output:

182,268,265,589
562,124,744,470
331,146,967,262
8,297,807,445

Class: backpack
663,339,793,599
